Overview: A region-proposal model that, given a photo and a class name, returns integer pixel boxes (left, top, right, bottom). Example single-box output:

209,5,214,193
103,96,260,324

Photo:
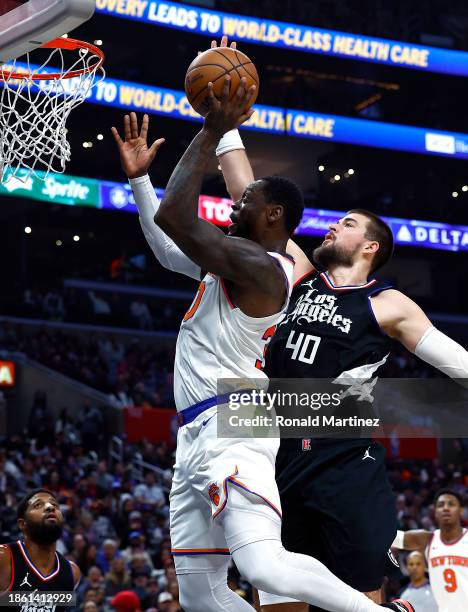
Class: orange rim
0,37,105,81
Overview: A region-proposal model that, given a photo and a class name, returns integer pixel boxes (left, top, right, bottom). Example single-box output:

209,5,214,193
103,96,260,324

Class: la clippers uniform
260,269,398,607
3,540,75,611
170,254,294,572
427,528,468,612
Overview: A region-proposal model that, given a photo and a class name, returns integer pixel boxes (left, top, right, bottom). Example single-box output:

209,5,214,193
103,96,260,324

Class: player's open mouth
323,233,334,243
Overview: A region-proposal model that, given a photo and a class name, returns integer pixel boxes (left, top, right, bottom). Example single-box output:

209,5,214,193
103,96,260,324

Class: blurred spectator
130,298,153,330
80,403,104,451
88,291,112,323
134,472,165,510
28,391,54,448
399,551,438,611
43,290,66,321
105,557,132,598
110,590,141,612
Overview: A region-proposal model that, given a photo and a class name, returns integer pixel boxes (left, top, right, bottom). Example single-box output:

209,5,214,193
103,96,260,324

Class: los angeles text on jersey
280,279,352,334
229,415,381,427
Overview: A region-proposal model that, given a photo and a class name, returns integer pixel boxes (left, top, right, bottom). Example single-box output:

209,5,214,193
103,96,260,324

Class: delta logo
0,361,15,387
208,483,220,507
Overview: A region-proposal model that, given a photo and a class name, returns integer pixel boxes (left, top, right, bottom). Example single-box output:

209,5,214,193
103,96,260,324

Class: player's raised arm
111,113,202,280
372,289,468,380
391,529,433,551
155,77,287,302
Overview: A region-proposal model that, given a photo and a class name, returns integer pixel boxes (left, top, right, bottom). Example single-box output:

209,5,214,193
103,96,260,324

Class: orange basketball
185,47,259,116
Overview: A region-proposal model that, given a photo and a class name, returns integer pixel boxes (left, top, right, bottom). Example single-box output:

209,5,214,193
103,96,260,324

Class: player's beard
26,520,63,544
313,241,358,269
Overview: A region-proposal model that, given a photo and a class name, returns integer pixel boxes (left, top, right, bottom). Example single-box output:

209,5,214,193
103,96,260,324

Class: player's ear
267,204,284,223
364,240,379,255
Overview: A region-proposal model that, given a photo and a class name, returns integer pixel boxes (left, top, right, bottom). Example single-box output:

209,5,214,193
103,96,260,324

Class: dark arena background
0,1,467,610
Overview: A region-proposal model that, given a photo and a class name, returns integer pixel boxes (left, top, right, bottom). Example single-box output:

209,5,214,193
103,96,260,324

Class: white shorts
170,405,282,574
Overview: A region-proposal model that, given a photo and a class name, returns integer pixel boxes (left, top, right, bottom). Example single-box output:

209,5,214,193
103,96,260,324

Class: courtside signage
0,361,15,386
298,208,468,252
5,63,468,159
94,1,468,77
0,167,99,207
1,169,467,252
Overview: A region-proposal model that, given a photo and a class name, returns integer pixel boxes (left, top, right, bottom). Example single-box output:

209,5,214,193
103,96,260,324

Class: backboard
0,0,95,63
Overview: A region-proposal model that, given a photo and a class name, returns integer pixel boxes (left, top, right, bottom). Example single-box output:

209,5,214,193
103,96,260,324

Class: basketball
185,46,259,116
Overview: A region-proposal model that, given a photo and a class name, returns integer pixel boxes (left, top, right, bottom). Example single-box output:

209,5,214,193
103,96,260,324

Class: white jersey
173,253,294,411
427,528,468,612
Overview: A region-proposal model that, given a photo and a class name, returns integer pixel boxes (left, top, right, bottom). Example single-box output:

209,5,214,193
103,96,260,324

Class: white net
0,38,105,184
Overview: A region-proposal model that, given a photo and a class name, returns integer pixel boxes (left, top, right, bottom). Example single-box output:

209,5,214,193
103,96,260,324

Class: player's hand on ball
203,76,256,137
211,35,237,50
111,112,165,179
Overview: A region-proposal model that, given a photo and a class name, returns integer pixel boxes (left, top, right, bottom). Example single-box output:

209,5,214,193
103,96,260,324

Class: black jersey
266,270,393,380
5,540,75,611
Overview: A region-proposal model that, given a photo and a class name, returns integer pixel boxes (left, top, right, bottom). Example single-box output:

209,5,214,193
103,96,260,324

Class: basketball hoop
0,36,105,183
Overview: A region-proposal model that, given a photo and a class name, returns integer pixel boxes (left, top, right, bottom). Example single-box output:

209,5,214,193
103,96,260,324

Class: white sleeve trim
129,175,201,280
415,326,468,380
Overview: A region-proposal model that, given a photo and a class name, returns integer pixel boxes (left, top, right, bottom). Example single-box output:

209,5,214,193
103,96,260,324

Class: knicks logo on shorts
208,483,220,506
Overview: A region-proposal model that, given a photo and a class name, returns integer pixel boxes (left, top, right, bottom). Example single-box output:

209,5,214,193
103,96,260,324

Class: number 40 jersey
265,270,394,381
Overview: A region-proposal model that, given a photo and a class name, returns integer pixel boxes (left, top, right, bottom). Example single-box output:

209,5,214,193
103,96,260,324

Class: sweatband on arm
129,175,201,280
391,531,405,549
415,326,468,381
216,129,245,157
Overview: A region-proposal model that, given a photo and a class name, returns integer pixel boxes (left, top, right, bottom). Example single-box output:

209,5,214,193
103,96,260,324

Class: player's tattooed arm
156,78,286,314
0,545,12,592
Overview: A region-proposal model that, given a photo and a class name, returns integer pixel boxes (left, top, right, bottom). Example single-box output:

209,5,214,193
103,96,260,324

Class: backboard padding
0,0,95,63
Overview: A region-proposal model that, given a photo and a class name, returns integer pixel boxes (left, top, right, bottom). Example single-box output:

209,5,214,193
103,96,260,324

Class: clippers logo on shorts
279,278,352,334
387,548,400,568
208,483,220,507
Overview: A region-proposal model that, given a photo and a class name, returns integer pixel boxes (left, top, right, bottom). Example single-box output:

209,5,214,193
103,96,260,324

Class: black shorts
276,438,397,605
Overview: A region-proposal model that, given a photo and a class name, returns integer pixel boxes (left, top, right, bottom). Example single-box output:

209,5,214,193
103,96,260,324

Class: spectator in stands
132,568,151,605
130,298,153,330
82,602,98,612
104,557,132,598
27,390,54,448
80,402,104,451
157,592,174,611
77,565,105,606
88,291,112,323
96,461,115,496
134,472,165,511
43,289,66,321
96,538,120,574
110,590,141,612
399,551,437,611
109,382,133,410
122,534,154,571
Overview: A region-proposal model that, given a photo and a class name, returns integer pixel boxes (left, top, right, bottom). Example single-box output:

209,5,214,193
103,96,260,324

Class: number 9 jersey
427,529,468,612
265,269,394,380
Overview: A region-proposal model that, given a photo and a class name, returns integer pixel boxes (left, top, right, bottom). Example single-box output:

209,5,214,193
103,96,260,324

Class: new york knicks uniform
427,528,468,611
2,540,75,611
260,269,398,606
170,253,294,572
